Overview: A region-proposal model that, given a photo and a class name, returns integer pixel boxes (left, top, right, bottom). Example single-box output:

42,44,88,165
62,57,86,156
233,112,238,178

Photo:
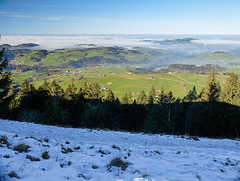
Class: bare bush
42,151,50,159
26,155,40,161
13,144,30,153
107,157,130,171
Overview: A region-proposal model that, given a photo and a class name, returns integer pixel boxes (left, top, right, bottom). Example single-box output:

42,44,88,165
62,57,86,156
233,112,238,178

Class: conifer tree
83,82,88,95
49,80,64,97
20,79,33,96
122,93,129,104
166,91,175,104
0,48,13,113
201,69,221,102
19,79,46,110
44,96,68,125
157,87,167,104
222,72,239,104
78,87,84,95
183,86,198,102
106,88,115,102
137,90,147,105
38,79,50,92
143,104,171,134
148,86,156,104
128,91,133,104
115,97,121,105
65,82,78,100
86,82,102,100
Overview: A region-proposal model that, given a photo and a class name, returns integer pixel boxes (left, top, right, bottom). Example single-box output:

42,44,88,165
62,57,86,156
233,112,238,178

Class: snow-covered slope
0,119,240,181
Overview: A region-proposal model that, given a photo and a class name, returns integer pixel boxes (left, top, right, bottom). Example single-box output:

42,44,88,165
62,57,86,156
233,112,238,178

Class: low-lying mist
1,34,240,53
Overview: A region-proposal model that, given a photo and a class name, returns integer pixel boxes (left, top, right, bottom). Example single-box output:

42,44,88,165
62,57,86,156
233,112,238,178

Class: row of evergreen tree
1,48,240,138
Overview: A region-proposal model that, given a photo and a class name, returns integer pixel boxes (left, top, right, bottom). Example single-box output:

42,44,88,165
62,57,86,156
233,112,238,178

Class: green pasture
226,67,240,74
187,53,240,65
14,47,156,67
12,67,231,99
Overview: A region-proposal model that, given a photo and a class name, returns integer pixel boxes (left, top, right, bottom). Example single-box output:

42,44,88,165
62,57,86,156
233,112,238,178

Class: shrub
154,150,161,155
60,161,72,168
112,144,120,150
78,174,86,179
13,134,18,138
74,146,80,150
8,171,19,179
107,157,130,171
196,175,201,179
61,147,73,154
98,149,106,154
13,144,30,153
42,151,50,159
0,136,9,145
92,165,98,169
26,155,40,161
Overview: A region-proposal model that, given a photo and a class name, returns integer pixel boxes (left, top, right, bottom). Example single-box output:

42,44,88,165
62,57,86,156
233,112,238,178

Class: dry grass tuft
13,144,30,153
42,151,50,159
61,146,73,154
112,144,121,150
107,157,130,171
0,136,9,145
26,155,40,161
8,171,19,179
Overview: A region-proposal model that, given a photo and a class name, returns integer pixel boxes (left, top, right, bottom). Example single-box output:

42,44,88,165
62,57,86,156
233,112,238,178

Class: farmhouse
101,87,108,92
109,72,118,75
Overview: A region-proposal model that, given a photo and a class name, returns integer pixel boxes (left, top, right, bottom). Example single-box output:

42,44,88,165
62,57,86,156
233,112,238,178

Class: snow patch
0,119,240,181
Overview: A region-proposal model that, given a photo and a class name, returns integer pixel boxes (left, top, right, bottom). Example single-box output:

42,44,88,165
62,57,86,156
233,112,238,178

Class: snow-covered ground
0,119,240,181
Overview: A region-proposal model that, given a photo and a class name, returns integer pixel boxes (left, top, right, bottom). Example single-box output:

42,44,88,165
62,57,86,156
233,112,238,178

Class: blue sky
0,0,240,34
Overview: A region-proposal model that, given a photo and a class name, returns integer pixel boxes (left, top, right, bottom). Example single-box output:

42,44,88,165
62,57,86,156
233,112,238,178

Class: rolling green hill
12,47,156,67
4,45,239,99
183,52,240,66
12,66,230,99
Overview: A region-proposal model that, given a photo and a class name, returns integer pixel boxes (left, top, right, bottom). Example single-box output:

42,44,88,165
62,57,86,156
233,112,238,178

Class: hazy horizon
2,34,240,53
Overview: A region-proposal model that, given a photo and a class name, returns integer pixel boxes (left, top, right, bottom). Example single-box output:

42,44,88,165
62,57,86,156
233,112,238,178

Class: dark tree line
168,64,226,74
0,48,240,138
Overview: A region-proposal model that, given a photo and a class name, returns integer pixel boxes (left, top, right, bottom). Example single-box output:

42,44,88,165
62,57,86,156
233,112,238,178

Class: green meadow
9,46,240,99
12,67,229,99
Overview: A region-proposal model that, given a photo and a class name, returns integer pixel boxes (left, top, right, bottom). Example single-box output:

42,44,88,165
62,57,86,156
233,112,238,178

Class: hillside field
12,66,229,99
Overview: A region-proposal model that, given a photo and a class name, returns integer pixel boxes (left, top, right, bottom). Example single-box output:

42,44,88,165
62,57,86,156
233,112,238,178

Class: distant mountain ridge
0,43,39,48
142,38,198,45
1,43,240,71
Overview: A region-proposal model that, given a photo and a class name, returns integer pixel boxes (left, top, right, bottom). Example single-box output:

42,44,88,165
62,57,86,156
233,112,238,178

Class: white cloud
0,35,156,50
0,11,29,18
192,39,240,45
43,17,63,21
1,35,240,51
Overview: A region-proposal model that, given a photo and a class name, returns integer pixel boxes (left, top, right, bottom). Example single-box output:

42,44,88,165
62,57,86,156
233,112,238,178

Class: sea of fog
1,34,240,52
